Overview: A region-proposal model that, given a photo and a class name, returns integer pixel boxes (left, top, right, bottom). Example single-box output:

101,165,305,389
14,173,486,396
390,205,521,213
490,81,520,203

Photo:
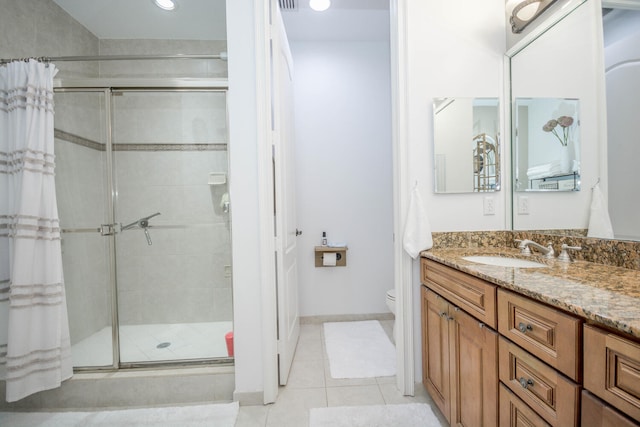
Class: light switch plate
518,196,529,215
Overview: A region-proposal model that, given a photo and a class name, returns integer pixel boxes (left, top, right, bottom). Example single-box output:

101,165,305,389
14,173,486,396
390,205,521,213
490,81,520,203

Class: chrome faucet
514,239,555,259
557,244,582,262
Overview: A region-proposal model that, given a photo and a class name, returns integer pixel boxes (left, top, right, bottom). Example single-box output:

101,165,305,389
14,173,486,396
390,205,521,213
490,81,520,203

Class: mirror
513,97,581,192
602,6,640,241
508,0,601,234
433,97,500,193
509,0,640,241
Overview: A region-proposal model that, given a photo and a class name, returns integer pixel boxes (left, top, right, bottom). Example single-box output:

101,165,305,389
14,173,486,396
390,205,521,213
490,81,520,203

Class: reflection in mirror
603,6,640,240
513,97,581,192
433,98,500,193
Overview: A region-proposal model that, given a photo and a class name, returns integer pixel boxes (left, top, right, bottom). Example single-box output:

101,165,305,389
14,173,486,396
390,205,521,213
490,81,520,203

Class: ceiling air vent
279,0,298,11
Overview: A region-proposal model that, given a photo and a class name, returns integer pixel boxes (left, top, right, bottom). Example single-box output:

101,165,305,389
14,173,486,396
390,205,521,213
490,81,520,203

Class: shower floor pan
71,321,233,367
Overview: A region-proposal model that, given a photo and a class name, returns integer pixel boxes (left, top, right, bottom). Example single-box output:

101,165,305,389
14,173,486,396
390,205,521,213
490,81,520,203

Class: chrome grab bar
121,212,161,231
121,212,161,245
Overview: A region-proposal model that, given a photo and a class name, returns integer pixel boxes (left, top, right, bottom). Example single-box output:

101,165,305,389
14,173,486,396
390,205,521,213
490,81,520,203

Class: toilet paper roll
323,252,337,266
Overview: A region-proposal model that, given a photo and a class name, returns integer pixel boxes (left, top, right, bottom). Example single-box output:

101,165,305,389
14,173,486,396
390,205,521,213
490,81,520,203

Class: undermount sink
462,255,548,268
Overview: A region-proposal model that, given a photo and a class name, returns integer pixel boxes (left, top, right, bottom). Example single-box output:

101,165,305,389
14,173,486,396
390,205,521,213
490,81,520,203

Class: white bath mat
323,320,396,378
310,403,443,427
0,401,239,427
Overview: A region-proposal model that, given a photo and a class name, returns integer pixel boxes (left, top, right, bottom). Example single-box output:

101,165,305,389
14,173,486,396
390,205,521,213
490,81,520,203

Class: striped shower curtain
0,59,72,402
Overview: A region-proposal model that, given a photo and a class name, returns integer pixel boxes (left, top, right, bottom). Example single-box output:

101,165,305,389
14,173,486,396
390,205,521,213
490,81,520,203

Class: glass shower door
54,89,116,368
111,90,232,364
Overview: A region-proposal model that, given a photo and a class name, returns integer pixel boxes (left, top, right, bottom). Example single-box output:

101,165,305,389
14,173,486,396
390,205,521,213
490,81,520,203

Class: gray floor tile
325,384,385,407
235,404,270,427
286,358,326,389
266,387,326,427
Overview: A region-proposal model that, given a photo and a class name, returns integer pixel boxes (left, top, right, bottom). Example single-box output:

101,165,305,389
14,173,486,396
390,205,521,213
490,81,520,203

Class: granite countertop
421,247,640,339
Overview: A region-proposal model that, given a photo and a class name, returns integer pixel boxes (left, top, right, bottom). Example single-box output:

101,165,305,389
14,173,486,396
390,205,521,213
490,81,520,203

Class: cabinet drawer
584,325,640,422
498,289,581,381
499,337,580,426
500,383,551,427
422,259,497,328
582,390,640,427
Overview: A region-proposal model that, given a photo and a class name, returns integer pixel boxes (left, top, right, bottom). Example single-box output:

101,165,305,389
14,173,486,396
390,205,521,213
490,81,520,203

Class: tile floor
234,320,447,427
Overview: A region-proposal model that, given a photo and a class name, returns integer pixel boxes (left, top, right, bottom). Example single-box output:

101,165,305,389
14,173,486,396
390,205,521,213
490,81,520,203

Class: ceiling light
309,0,331,12
154,0,176,11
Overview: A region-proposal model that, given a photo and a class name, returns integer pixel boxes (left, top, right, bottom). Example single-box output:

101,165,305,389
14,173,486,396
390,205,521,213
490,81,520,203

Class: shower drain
157,342,171,349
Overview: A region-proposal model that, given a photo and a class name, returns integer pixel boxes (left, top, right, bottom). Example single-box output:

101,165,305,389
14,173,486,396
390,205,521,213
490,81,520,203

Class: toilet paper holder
314,246,348,267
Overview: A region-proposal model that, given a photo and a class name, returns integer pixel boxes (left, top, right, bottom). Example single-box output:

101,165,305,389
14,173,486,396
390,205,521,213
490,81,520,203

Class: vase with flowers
543,115,574,173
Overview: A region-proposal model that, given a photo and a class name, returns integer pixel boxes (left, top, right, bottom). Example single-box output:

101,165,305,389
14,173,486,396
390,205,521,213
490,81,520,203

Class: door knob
295,229,303,236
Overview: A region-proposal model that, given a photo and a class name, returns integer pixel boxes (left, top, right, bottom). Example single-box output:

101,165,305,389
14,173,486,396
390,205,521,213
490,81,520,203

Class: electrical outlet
224,265,232,278
518,196,530,215
483,196,495,215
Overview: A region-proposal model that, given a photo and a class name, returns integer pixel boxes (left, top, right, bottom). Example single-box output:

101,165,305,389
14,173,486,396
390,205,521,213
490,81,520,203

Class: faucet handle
558,244,582,262
543,242,555,259
514,239,531,255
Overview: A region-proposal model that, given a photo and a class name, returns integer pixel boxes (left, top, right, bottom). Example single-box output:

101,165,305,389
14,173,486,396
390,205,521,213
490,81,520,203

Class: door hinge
99,224,116,236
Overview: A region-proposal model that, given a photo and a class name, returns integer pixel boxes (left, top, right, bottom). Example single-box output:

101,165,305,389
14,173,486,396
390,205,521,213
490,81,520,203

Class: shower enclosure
54,84,232,369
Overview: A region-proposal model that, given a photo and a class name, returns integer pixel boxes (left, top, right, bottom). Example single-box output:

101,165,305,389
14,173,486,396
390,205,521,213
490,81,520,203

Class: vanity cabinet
421,266,498,426
584,324,640,424
421,258,583,427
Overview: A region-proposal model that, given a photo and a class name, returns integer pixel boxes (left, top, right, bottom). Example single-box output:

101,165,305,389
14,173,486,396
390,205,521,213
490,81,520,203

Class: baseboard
233,390,265,406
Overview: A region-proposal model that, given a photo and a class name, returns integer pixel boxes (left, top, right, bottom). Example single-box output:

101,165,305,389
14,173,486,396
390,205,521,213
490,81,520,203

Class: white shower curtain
0,59,72,402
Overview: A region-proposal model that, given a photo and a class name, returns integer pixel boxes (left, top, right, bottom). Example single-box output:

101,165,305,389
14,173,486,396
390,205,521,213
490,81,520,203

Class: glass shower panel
112,90,232,364
54,90,115,368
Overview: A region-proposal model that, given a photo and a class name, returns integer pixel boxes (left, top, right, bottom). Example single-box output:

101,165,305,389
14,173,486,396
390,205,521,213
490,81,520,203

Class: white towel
402,185,433,258
587,183,614,239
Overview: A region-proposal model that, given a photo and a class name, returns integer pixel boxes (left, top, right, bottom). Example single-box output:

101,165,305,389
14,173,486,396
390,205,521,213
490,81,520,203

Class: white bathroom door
272,7,300,385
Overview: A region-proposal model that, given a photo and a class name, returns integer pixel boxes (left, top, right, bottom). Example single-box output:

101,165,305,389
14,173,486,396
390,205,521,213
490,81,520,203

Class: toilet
386,289,396,342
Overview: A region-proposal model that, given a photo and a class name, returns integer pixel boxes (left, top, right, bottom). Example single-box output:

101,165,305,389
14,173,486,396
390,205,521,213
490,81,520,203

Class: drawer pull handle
519,377,534,389
518,322,533,333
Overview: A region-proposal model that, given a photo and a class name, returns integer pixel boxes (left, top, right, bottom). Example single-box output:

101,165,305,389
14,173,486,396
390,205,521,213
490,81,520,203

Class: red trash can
225,331,234,357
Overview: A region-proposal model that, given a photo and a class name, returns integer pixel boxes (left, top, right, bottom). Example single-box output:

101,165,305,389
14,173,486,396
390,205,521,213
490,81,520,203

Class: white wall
226,0,272,403
404,0,507,382
291,41,394,317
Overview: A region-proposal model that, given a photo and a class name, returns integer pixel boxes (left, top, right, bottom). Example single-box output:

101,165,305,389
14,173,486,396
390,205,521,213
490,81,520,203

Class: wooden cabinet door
582,390,640,427
584,325,640,422
422,286,451,424
450,306,498,427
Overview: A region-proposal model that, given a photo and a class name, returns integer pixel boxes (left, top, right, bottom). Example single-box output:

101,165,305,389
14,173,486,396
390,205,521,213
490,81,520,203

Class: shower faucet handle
122,212,161,230
139,212,161,225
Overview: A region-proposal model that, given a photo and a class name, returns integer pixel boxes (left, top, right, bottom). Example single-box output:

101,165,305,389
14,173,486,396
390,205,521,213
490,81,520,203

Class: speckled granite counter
421,247,640,339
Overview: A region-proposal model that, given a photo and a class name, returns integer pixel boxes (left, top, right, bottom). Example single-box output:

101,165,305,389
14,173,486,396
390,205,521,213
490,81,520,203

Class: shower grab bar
121,212,161,231
121,213,161,245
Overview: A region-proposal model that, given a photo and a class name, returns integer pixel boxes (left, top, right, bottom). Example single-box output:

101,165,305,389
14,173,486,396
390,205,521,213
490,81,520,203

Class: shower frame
55,78,231,372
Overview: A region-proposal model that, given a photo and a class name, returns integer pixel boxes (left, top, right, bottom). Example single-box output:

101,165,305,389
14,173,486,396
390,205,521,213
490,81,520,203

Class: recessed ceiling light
309,0,331,12
154,0,176,11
